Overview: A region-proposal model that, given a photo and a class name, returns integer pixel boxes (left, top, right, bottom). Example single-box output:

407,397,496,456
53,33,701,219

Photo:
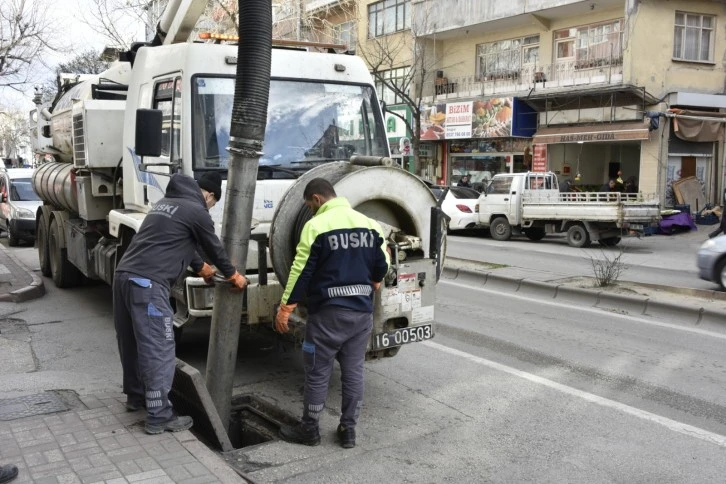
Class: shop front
532,121,651,191
419,97,537,188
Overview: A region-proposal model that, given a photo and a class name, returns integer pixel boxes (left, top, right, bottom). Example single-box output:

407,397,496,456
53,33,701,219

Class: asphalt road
446,228,715,290
5,239,726,482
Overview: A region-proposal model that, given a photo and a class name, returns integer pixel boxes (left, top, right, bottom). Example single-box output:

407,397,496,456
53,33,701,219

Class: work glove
197,263,216,284
227,272,248,292
372,281,382,291
274,303,297,334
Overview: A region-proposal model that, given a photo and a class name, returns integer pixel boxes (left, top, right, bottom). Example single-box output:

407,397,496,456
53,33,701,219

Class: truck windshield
192,77,388,177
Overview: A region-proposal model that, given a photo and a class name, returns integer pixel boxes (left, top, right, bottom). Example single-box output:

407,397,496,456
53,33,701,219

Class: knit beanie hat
197,172,222,201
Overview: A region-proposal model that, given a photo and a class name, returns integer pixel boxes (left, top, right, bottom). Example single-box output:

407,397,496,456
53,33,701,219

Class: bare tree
0,109,30,160
272,0,359,46
80,0,158,48
357,5,446,174
0,0,65,92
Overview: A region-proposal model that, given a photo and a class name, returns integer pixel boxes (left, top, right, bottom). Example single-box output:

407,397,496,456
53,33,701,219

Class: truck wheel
716,258,726,291
48,218,82,288
7,221,19,247
524,227,546,241
37,212,51,277
490,217,512,241
566,224,591,248
599,237,621,247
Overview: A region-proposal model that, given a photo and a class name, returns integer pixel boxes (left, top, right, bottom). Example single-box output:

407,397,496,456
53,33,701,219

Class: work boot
0,464,18,484
144,415,193,435
336,424,356,449
279,423,321,446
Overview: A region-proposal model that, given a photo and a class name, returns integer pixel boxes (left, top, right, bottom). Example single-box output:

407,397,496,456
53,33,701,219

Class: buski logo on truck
28,2,444,359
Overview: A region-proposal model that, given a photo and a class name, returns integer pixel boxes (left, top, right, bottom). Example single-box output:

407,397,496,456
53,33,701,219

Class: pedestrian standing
113,172,247,435
0,464,17,483
275,178,389,449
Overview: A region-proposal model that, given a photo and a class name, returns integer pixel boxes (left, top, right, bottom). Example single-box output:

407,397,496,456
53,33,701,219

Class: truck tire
37,212,51,277
524,227,546,241
599,237,621,247
7,221,19,247
715,258,726,291
490,217,512,241
566,224,591,248
48,218,82,288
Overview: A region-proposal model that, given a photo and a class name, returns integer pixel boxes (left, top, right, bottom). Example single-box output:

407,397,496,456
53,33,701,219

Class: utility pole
205,0,272,427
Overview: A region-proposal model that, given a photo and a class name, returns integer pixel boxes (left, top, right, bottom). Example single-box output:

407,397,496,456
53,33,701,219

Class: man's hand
372,281,381,291
227,272,248,292
274,303,297,333
197,263,216,284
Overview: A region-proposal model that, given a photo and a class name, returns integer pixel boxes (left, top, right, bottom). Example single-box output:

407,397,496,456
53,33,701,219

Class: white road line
441,279,726,341
423,340,726,448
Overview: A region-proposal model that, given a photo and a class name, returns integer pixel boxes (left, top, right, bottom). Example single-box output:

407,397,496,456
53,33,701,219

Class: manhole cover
0,392,69,421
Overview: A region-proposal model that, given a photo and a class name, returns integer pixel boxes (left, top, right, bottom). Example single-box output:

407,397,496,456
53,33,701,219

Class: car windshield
192,77,388,178
10,178,40,201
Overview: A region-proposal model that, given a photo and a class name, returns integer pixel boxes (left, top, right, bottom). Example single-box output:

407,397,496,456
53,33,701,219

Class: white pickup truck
475,172,660,247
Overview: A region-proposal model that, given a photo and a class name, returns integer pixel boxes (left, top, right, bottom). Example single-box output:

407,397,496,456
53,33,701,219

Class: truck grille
72,113,86,166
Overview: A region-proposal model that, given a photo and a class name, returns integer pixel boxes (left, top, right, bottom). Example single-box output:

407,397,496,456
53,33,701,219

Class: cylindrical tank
270,163,440,287
32,162,78,214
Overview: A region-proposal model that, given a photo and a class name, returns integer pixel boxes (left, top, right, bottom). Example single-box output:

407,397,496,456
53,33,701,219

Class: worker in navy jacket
275,178,389,449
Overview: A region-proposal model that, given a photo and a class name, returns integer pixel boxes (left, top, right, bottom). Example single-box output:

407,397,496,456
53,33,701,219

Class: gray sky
0,0,146,110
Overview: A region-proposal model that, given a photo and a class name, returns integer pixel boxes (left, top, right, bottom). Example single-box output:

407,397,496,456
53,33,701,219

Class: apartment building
408,0,726,206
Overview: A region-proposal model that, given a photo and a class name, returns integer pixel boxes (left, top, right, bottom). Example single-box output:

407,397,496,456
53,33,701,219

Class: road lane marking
423,340,726,448
440,279,726,341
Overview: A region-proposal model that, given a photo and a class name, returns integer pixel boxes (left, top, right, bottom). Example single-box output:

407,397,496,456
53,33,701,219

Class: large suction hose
269,163,439,287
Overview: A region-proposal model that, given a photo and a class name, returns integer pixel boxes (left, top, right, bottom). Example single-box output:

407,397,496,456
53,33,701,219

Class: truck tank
49,63,131,162
32,162,78,214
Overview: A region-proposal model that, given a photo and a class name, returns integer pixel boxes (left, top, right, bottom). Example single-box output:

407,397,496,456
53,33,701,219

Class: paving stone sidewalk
0,243,44,303
0,392,246,484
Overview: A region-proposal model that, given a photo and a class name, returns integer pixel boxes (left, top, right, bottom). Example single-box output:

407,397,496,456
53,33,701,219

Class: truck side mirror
135,109,163,157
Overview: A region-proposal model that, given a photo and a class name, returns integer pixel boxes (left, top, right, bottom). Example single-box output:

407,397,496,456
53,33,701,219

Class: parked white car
0,168,42,246
430,185,480,232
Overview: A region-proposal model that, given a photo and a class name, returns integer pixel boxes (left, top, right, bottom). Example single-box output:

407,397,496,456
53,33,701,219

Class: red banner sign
533,144,547,172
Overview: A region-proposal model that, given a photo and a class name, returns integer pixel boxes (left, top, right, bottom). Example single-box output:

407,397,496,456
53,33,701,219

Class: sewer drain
0,392,68,421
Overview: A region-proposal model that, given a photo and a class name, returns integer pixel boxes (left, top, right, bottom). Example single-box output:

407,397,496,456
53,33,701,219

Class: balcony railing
426,54,624,101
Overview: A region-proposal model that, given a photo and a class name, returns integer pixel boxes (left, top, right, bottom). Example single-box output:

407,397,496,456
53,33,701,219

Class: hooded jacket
116,173,236,289
281,197,390,313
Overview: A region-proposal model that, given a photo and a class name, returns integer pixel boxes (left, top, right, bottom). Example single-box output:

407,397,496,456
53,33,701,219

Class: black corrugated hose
229,0,272,151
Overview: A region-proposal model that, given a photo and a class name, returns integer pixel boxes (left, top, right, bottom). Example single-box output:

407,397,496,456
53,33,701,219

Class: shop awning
532,121,651,144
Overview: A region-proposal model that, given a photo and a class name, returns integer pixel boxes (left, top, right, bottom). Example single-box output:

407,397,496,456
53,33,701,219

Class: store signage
533,123,650,144
559,133,616,142
420,97,514,141
533,144,547,171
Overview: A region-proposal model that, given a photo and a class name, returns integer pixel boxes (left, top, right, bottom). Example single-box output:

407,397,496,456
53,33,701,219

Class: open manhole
229,394,298,449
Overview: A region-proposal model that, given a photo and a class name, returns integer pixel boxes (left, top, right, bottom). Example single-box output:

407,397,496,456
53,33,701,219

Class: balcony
412,0,625,36
424,55,624,103
305,0,346,12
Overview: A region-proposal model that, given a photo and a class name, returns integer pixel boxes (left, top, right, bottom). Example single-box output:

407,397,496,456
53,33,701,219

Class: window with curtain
374,67,410,105
367,0,411,38
673,12,714,62
476,35,540,80
554,19,623,66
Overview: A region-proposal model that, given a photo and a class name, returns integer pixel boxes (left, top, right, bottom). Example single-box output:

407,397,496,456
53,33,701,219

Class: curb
0,243,45,303
441,266,726,327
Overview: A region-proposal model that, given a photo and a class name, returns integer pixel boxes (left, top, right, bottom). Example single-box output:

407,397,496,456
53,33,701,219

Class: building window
368,0,410,38
673,12,714,62
476,35,539,80
333,21,357,53
375,67,409,105
554,19,623,67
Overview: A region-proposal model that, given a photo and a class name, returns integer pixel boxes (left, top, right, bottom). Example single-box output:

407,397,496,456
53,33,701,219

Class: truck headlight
12,208,33,219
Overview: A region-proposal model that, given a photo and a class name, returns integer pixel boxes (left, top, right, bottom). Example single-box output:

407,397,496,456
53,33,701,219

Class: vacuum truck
29,0,443,359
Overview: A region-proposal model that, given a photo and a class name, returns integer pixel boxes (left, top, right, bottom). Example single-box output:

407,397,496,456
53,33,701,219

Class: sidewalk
0,243,44,303
0,392,245,483
0,244,245,483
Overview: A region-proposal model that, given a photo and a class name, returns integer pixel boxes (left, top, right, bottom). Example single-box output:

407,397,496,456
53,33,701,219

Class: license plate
372,324,434,350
